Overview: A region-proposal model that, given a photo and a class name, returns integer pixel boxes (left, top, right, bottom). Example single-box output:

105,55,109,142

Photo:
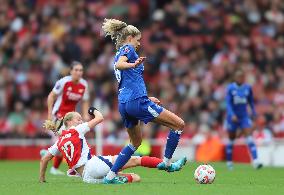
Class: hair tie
56,119,64,132
117,25,127,32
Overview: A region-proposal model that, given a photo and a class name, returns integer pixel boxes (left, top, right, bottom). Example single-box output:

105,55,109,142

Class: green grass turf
0,161,284,195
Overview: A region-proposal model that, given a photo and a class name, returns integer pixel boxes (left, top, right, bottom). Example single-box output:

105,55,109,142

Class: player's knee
175,118,185,130
132,141,141,149
133,156,141,166
131,139,142,149
228,132,236,140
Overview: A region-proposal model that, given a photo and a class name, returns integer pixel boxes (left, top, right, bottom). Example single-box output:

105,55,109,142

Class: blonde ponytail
43,120,62,133
102,18,141,49
43,112,77,133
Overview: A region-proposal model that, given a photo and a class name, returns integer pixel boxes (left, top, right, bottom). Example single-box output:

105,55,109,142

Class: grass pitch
0,161,283,195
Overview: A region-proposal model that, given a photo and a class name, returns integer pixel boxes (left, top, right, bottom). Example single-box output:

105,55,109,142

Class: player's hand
133,57,146,67
251,113,257,120
231,115,238,122
149,96,161,105
88,107,98,116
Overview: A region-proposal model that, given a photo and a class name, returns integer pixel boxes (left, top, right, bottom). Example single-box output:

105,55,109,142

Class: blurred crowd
0,0,284,144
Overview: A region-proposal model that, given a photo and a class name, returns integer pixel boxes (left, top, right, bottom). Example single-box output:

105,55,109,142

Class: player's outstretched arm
87,107,104,129
47,91,58,120
82,100,90,121
116,56,146,70
39,152,54,183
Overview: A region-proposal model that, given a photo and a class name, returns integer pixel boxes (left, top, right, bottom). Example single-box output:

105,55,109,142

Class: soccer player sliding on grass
41,61,90,176
39,108,186,184
102,18,187,184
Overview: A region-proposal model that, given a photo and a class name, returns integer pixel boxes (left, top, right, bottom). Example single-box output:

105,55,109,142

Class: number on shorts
61,141,74,161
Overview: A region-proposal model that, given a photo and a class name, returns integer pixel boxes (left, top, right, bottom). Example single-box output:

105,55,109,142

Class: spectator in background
195,124,224,163
253,115,273,145
0,0,283,144
7,101,26,137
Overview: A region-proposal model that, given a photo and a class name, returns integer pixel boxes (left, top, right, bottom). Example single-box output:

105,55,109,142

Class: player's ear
126,35,133,42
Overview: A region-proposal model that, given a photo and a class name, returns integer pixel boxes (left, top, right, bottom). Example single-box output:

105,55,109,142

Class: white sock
252,159,259,166
163,157,171,166
106,171,116,180
227,161,233,166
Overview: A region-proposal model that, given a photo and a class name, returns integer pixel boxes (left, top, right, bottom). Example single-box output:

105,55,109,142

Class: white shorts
82,155,113,184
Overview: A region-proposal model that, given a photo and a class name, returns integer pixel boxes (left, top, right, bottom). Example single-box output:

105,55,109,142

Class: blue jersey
226,82,256,119
113,44,147,103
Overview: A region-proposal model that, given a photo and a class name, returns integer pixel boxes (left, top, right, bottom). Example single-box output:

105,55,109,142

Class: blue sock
226,140,234,162
110,144,136,174
164,130,181,162
246,136,257,160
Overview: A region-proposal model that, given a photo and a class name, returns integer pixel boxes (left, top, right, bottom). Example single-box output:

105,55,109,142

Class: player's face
130,35,141,50
71,113,83,126
71,64,83,82
235,73,245,85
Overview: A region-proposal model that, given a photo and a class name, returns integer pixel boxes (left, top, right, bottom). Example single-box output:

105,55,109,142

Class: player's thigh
228,131,237,140
83,156,110,180
126,97,164,126
240,118,253,136
119,102,139,129
111,155,141,169
153,108,185,130
126,122,142,148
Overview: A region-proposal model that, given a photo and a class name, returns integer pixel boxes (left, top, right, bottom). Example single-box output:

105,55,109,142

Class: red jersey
48,122,91,169
52,76,89,119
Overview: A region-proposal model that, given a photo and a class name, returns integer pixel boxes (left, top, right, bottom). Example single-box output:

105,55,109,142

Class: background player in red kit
39,108,186,184
42,61,89,175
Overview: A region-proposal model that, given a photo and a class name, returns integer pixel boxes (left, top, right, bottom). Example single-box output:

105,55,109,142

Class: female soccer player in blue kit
102,19,187,184
225,70,262,170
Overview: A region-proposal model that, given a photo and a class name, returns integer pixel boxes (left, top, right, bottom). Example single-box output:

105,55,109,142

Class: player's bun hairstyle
43,112,78,134
102,18,141,49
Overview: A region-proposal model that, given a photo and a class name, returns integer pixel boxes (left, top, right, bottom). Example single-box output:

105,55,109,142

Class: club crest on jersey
124,47,130,53
232,90,237,95
79,89,84,93
68,86,72,91
244,90,249,96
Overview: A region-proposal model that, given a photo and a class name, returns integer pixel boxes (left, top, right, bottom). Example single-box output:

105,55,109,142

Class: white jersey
48,122,113,184
48,122,91,169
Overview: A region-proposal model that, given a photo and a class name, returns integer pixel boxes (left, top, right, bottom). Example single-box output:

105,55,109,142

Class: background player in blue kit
102,19,187,184
225,70,262,170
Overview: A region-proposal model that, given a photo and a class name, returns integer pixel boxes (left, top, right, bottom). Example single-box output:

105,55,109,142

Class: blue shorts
226,117,252,132
119,96,164,128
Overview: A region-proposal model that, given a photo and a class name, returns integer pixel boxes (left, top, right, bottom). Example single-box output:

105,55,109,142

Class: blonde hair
102,18,141,49
43,112,77,133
